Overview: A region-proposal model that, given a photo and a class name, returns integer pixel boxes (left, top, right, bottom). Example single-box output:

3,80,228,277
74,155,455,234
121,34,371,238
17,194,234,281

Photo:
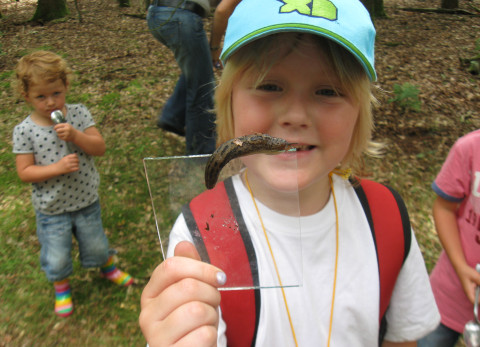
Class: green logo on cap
279,0,337,20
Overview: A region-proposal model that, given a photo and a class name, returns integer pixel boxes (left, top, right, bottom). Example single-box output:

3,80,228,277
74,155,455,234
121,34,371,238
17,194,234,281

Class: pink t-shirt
430,129,480,332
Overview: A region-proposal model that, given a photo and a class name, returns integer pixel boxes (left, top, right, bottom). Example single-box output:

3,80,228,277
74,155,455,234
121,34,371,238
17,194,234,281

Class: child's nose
279,95,310,129
46,96,55,106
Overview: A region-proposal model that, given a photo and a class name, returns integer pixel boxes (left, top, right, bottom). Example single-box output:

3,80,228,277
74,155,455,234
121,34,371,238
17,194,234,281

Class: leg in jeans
147,6,216,154
72,200,109,268
162,74,187,135
147,6,187,134
36,210,75,316
36,210,74,282
73,200,133,286
176,11,216,154
417,323,460,347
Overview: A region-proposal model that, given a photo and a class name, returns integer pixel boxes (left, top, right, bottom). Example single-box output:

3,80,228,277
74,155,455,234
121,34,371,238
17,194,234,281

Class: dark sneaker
157,119,185,137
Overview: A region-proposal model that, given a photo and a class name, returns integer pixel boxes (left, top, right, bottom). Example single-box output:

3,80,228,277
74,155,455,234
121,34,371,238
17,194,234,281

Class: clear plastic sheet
144,153,302,289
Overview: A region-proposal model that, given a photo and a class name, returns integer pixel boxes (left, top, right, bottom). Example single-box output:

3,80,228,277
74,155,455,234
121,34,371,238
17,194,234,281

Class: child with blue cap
139,0,440,345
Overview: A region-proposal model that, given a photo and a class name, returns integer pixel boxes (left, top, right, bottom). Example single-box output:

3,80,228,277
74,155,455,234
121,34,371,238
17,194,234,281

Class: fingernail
216,271,227,286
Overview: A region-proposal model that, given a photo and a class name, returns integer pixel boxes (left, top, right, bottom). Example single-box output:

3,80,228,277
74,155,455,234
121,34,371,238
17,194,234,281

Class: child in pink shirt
419,129,480,346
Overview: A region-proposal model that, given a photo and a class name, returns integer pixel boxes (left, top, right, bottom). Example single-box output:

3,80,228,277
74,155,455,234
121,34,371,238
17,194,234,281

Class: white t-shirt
167,174,440,346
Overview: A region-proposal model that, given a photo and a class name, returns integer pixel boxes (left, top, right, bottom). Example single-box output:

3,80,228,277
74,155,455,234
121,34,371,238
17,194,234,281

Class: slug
204,133,298,190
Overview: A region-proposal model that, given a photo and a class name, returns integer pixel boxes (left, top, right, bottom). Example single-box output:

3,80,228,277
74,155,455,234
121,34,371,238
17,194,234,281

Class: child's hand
139,241,226,347
458,264,480,305
54,123,77,143
58,153,79,173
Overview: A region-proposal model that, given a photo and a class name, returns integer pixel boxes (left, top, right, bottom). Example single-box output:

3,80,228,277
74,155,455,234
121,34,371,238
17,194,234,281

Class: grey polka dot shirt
13,104,100,215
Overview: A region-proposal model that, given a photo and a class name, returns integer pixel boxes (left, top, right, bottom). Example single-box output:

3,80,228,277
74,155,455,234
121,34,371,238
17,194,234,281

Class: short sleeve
432,136,474,202
12,123,34,154
383,232,440,341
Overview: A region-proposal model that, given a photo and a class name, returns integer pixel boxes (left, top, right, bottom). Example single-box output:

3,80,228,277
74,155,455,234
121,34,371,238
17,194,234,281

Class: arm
139,241,226,347
433,195,480,304
209,0,242,68
16,152,79,183
54,124,106,156
382,341,416,347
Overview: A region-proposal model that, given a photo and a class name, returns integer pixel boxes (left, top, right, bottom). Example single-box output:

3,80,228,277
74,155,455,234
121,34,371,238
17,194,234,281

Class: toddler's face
231,35,360,195
25,78,67,124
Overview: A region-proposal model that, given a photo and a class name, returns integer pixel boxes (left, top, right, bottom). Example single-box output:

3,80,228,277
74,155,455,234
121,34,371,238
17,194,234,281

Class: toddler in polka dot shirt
13,50,133,318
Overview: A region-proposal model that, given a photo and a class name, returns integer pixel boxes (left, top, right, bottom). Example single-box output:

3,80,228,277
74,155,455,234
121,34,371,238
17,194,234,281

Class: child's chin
262,172,300,193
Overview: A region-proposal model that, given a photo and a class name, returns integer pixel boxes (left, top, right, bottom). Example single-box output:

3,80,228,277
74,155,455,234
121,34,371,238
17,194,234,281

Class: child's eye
256,83,282,92
316,88,342,97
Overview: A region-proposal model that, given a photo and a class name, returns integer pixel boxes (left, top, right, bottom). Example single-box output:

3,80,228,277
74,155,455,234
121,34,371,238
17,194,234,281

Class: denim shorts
35,200,110,282
417,322,460,347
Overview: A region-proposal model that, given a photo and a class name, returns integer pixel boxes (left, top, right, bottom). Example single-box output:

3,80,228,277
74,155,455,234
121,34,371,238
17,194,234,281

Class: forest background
0,0,479,346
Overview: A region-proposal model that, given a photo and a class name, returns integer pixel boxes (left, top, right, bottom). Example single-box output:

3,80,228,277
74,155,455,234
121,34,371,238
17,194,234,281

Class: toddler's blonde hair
14,50,72,97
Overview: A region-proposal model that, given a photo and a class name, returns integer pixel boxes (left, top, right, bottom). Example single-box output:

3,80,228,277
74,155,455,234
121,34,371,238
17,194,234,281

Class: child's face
231,36,360,193
24,78,68,123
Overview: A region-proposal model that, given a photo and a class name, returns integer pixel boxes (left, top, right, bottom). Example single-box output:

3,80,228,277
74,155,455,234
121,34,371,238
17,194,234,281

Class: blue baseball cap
221,0,377,81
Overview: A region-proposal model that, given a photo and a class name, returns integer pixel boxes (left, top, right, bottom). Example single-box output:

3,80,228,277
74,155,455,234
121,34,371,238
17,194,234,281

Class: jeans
36,200,110,282
147,5,216,155
417,323,461,347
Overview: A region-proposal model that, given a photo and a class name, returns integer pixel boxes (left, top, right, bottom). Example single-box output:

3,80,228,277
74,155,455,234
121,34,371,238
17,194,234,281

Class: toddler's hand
139,241,226,347
54,123,77,142
58,153,79,173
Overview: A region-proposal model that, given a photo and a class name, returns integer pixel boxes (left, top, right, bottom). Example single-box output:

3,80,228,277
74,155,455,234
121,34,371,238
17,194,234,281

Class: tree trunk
31,0,68,22
441,0,459,9
360,0,386,19
361,0,374,14
374,0,386,18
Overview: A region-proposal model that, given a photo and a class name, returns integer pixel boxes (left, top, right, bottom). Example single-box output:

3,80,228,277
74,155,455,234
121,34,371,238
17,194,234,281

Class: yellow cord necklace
244,170,340,347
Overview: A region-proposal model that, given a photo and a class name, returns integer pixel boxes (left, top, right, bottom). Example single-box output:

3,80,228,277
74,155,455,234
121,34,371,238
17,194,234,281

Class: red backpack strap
182,177,260,347
351,178,411,344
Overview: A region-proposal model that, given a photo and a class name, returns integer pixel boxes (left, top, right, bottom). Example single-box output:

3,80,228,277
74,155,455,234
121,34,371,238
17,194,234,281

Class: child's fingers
142,299,219,347
173,325,218,347
54,124,75,141
66,154,79,167
141,254,225,308
459,266,480,304
143,241,225,303
65,153,78,160
58,154,79,172
142,275,221,322
164,302,218,347
173,242,226,287
54,123,67,134
174,240,202,260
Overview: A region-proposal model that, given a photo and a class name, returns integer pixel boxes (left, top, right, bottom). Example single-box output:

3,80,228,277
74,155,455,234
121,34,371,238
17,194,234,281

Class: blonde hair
214,33,381,176
14,50,72,97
